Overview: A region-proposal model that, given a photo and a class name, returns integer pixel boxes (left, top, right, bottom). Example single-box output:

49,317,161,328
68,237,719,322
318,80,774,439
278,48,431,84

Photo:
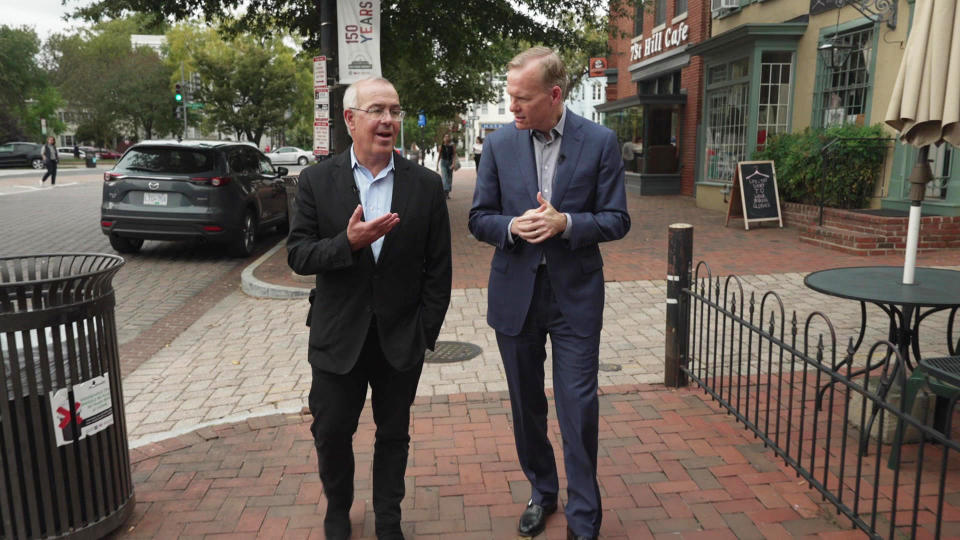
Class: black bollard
665,223,693,387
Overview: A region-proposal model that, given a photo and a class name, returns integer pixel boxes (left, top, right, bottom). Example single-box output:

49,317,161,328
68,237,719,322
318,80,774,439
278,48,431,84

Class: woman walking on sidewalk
41,136,58,186
436,133,455,199
472,136,484,171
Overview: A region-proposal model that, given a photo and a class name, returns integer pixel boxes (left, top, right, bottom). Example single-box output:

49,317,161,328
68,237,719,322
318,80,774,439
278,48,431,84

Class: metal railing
674,260,960,539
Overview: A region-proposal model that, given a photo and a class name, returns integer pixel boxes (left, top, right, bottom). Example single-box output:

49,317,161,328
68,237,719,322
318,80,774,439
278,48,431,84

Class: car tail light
104,172,121,182
190,176,232,187
101,221,113,227
203,225,224,232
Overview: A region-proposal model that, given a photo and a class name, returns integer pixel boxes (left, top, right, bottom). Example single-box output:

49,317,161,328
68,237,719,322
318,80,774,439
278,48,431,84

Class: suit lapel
516,129,540,206
333,151,375,266
553,111,585,208
376,156,411,265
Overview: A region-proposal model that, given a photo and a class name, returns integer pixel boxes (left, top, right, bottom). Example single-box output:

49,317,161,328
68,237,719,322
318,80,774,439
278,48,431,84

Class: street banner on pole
337,0,382,83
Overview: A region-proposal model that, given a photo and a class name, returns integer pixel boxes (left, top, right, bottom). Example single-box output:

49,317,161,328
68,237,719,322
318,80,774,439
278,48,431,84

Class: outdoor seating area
677,257,960,538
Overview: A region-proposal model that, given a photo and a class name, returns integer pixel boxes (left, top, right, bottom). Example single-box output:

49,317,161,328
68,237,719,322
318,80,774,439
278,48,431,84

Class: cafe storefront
601,0,709,196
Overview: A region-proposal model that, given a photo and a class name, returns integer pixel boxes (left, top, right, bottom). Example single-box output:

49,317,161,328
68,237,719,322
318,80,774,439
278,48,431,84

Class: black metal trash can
0,254,134,539
84,155,96,168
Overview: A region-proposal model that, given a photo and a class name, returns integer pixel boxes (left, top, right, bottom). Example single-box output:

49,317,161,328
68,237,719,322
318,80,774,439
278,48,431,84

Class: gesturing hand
346,204,400,251
509,192,567,244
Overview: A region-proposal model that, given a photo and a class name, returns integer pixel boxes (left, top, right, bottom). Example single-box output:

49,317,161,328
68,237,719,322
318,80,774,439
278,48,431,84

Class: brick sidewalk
254,169,960,289
117,385,868,539
115,168,960,538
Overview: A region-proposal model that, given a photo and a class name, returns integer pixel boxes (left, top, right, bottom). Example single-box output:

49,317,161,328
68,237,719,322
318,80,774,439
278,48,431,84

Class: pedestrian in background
41,136,58,186
472,136,484,170
468,46,630,540
287,77,452,540
72,143,80,159
436,133,455,199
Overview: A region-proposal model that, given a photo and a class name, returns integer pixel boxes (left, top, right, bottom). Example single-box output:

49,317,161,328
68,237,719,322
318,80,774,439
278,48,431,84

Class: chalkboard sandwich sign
725,160,783,230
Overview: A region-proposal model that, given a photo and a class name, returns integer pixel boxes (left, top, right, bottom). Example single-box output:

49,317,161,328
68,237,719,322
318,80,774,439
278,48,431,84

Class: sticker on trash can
50,388,77,447
73,374,114,439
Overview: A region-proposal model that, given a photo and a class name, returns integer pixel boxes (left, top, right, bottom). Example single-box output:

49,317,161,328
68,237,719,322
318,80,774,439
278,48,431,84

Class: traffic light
174,84,183,103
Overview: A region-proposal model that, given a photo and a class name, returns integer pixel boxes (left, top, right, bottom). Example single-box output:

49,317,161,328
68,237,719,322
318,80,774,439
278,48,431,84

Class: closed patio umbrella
884,0,960,284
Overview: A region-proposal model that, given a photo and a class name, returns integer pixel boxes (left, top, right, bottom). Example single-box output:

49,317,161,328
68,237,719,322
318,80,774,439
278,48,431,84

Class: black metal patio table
804,266,960,449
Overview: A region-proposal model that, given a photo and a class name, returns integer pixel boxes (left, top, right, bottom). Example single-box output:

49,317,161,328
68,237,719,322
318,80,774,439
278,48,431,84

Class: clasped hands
510,193,566,244
346,204,399,251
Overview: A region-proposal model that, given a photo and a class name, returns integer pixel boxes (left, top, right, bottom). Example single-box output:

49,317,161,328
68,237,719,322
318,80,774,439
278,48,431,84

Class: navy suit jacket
288,151,452,374
468,109,630,338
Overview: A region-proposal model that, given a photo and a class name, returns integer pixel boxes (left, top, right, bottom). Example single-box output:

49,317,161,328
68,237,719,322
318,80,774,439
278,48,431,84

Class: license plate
143,192,168,206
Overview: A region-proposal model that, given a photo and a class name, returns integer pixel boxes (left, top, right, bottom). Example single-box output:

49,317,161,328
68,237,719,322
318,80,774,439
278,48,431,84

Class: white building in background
464,74,607,150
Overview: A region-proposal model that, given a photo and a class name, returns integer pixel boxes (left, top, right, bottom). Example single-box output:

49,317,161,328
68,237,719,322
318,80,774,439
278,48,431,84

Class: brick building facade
601,0,711,196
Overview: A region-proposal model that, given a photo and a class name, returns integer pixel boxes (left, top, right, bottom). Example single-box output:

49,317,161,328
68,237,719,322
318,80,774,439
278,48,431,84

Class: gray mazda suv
100,140,289,257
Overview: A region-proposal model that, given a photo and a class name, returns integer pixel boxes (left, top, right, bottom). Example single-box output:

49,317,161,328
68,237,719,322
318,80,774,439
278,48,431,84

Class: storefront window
603,106,644,173
814,25,874,128
676,0,688,17
757,51,793,149
703,58,750,183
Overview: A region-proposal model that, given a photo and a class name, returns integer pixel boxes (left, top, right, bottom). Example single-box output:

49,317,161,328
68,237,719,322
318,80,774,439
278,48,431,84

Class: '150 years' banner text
338,0,382,83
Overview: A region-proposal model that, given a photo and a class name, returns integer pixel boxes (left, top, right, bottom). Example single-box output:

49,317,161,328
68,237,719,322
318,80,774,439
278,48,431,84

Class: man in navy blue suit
468,47,630,540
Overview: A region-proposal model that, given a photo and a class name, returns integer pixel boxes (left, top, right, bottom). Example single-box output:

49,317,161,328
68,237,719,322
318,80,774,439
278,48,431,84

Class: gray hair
507,46,568,97
343,77,393,110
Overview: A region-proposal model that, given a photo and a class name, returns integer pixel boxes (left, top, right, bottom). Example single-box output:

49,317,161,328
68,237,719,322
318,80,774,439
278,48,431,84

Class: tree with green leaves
72,0,631,120
0,25,60,141
168,26,304,145
48,17,175,146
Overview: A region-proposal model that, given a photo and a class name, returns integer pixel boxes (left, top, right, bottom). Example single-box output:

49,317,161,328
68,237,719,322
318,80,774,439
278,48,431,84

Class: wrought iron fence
678,261,960,539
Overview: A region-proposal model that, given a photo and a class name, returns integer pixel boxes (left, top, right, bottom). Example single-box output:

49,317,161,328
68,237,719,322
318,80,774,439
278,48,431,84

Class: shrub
753,123,887,209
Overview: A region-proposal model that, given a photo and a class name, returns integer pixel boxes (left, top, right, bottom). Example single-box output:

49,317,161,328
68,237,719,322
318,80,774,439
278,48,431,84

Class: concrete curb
240,240,311,299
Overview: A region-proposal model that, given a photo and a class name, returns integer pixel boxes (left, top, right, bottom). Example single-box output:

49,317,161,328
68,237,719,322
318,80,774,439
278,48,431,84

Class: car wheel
298,156,308,165
229,210,257,257
109,234,144,254
31,158,43,169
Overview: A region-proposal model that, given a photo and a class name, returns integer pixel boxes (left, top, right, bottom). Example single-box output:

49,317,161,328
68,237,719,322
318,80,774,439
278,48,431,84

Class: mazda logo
148,181,160,190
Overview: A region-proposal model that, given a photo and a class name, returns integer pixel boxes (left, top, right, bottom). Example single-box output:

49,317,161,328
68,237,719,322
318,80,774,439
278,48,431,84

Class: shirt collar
349,145,395,179
531,107,567,143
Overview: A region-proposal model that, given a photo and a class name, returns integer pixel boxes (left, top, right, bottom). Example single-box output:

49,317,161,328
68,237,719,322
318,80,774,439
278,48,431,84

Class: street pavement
100,167,960,538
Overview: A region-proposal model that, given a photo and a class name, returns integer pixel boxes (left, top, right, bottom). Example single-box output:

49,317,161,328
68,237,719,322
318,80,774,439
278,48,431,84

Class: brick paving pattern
13,169,958,538
118,386,880,539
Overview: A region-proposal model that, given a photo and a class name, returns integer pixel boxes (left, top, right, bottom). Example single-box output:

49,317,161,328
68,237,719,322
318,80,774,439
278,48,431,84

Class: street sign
188,103,204,109
313,56,327,86
314,119,330,155
418,113,426,127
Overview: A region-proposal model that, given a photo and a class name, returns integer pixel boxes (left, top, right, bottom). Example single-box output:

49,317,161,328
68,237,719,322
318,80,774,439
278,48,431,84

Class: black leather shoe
517,499,557,537
566,526,598,540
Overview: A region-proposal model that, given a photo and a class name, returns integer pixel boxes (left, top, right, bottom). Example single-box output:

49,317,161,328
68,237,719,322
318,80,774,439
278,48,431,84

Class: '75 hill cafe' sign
630,21,690,62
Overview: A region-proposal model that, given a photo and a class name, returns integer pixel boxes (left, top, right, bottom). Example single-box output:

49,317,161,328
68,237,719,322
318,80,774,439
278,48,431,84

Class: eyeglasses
350,106,405,121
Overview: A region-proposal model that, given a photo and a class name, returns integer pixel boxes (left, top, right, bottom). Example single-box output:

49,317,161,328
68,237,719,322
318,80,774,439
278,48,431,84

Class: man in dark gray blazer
288,77,452,540
469,47,630,540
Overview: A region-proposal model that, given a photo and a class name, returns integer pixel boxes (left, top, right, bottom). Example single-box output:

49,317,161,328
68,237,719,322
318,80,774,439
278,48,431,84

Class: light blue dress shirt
350,146,395,261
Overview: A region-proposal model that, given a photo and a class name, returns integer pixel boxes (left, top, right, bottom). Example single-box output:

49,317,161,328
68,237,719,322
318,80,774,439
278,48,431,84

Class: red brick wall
606,0,712,196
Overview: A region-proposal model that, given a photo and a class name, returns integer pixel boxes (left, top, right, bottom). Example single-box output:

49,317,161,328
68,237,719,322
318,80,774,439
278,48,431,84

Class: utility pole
180,64,188,137
321,0,350,154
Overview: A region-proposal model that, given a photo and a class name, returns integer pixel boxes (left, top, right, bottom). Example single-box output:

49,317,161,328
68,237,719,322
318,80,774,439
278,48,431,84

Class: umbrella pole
903,145,933,285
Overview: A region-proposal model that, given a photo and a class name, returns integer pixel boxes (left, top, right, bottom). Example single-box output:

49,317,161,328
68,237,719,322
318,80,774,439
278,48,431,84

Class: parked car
100,140,290,257
97,148,123,160
265,146,315,166
0,142,43,169
57,146,86,159
79,146,122,160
